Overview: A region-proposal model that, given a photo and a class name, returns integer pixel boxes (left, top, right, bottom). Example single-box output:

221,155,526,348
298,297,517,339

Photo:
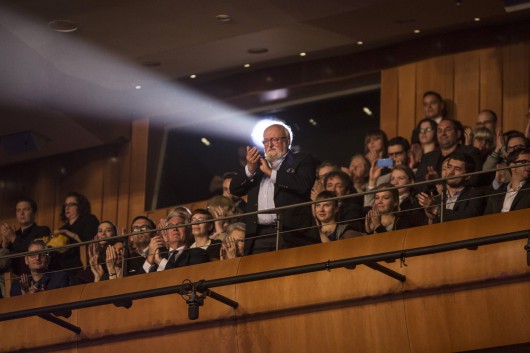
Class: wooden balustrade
1,210,529,353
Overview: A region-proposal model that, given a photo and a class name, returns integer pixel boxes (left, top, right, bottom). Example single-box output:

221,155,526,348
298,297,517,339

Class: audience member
220,223,246,260
0,198,50,276
222,172,247,214
143,210,209,272
86,221,118,282
312,190,362,242
411,118,438,167
207,195,239,241
364,129,388,165
90,239,125,282
126,216,157,276
230,123,318,254
346,154,370,194
311,161,339,201
50,192,99,277
10,240,69,296
422,91,446,124
324,170,364,231
415,119,482,191
418,152,485,223
476,109,498,136
484,148,530,214
365,183,409,234
389,165,423,227
364,136,410,206
190,209,222,261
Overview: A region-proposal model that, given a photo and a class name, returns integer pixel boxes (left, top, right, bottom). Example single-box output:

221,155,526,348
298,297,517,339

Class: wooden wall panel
502,42,530,133
453,50,480,126
380,68,399,136
381,42,529,143
128,119,150,221
397,63,417,138
479,47,503,122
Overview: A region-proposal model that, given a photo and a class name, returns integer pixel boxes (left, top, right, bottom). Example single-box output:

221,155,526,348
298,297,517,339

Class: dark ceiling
1,0,529,166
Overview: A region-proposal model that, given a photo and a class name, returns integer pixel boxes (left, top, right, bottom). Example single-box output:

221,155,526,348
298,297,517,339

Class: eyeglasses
262,137,288,146
506,144,525,152
191,217,208,223
64,202,78,208
512,160,530,165
132,225,151,232
419,127,434,133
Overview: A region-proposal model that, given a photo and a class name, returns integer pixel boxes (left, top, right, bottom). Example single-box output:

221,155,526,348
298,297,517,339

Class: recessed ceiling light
474,17,480,22
134,85,142,90
244,63,251,68
216,14,232,22
201,137,211,146
48,20,78,33
248,48,269,54
299,52,307,57
308,118,317,126
413,29,421,34
363,107,373,116
357,41,364,45
190,74,197,79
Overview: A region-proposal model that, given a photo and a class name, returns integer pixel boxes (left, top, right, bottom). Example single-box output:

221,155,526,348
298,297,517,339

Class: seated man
0,197,51,276
220,222,246,260
484,147,530,214
418,152,486,223
324,170,364,232
126,216,157,276
143,210,209,272
10,240,69,296
222,172,247,214
310,161,339,201
415,119,482,192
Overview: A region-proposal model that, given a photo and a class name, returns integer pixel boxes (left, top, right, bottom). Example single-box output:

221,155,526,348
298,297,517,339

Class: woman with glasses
410,118,438,169
190,209,222,261
365,183,410,234
49,191,99,278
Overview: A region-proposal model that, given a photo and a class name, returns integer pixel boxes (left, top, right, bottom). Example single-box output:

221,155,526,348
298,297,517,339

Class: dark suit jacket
415,145,483,192
230,150,319,247
10,271,69,296
432,186,486,222
484,181,530,215
164,247,210,270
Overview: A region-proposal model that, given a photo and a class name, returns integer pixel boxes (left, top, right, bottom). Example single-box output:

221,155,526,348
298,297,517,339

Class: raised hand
246,146,261,174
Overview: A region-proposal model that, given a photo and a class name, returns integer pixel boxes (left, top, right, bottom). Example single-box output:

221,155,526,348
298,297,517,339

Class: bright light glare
0,6,261,141
250,119,293,148
201,137,211,146
363,107,373,116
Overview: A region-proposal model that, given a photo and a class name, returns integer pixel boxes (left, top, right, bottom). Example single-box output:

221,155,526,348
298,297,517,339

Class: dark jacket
230,150,319,247
9,223,51,276
484,181,530,215
10,271,69,296
431,186,486,223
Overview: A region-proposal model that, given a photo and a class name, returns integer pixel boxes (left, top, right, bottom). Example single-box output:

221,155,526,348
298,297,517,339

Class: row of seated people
0,193,247,297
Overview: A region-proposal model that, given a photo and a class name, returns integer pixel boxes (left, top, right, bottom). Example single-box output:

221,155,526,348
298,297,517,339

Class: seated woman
87,221,118,282
190,209,222,261
90,238,125,282
364,129,388,165
365,183,410,234
313,190,362,242
206,195,238,241
50,192,99,278
389,165,423,227
410,118,438,169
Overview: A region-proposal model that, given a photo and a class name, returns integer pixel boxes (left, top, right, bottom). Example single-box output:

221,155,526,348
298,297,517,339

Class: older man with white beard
230,123,318,255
